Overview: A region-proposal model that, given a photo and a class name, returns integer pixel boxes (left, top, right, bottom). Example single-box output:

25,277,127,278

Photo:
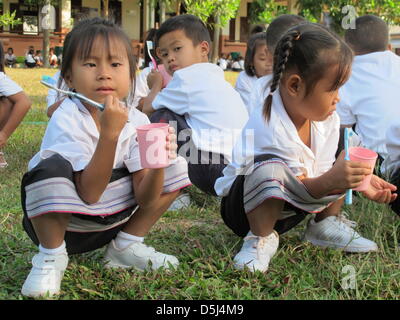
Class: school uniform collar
272,89,329,159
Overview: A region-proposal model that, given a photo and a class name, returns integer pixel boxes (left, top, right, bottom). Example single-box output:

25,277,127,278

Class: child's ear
199,41,210,58
285,74,303,97
64,72,73,89
156,47,162,60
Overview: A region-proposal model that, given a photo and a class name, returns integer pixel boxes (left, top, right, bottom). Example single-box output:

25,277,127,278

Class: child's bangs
76,27,128,62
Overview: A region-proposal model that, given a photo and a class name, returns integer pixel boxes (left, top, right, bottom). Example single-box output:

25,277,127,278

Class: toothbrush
146,40,158,70
40,75,105,111
344,127,352,205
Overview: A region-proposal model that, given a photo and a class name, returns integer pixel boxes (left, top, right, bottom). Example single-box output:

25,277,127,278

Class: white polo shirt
337,51,400,160
29,98,150,173
0,72,23,97
214,89,340,197
235,71,258,114
152,62,249,162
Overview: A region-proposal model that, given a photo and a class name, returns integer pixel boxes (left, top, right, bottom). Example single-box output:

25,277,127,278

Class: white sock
39,241,67,255
114,231,144,250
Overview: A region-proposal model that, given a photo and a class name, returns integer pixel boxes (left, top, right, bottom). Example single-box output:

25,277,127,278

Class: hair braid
263,30,300,121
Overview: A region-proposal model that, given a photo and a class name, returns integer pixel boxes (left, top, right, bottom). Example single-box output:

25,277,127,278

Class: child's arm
300,150,372,199
0,92,31,148
131,127,178,209
74,96,128,204
142,70,163,116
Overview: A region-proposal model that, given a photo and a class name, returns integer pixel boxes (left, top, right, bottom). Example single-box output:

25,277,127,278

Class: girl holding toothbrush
20,17,191,298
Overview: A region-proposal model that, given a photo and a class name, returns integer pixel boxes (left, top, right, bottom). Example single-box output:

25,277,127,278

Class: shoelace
338,212,358,228
243,234,271,260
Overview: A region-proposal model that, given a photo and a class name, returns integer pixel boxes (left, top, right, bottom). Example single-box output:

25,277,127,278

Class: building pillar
3,0,10,32
61,0,72,33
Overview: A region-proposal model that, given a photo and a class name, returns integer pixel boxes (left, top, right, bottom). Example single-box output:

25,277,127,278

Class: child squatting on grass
214,23,397,273
20,18,191,298
0,41,32,168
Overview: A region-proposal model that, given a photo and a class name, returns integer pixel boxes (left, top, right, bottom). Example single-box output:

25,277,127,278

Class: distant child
49,47,58,67
132,28,158,110
34,50,43,67
0,42,32,168
4,47,16,68
217,53,228,71
247,14,307,115
143,14,248,196
235,32,273,113
231,56,242,72
20,18,191,298
337,15,400,172
25,48,36,68
215,23,397,273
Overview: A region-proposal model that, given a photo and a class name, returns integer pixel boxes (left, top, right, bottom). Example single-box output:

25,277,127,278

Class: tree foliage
0,11,22,28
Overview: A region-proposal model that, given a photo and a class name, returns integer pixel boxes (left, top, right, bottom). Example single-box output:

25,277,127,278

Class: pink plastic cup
158,64,172,88
136,123,169,169
349,147,378,191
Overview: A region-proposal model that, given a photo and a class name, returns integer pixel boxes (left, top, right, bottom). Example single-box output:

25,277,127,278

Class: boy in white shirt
338,15,400,173
143,14,249,195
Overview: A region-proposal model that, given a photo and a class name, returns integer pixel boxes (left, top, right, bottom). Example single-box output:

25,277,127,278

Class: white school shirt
246,74,272,115
383,123,400,175
132,66,151,108
0,72,23,97
29,98,150,172
337,51,400,162
218,58,228,70
214,89,340,197
152,62,249,162
235,71,258,113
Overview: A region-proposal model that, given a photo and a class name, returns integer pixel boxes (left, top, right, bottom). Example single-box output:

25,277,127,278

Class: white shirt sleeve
32,104,95,172
132,67,151,108
235,72,253,111
152,74,189,115
337,87,356,125
0,72,23,96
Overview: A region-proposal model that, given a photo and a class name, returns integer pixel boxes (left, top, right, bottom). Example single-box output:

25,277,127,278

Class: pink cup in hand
158,64,172,88
349,147,378,191
136,123,170,169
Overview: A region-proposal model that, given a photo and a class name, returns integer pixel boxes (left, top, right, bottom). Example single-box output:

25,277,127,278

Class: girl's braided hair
263,23,353,121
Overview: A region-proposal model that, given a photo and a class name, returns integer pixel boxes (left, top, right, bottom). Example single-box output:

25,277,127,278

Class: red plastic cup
136,123,169,169
349,147,378,191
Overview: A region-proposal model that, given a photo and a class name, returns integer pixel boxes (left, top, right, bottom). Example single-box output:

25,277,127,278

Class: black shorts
150,108,226,196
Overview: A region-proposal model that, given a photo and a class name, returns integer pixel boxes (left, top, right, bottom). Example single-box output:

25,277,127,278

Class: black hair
263,23,353,121
155,14,211,48
244,32,267,76
0,41,5,73
7,47,13,54
143,28,158,67
60,17,136,102
266,14,307,54
251,25,266,34
345,15,389,54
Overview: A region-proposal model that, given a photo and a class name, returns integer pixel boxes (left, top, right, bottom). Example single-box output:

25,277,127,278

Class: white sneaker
21,252,68,298
304,215,378,253
104,240,179,271
233,230,279,272
167,193,191,211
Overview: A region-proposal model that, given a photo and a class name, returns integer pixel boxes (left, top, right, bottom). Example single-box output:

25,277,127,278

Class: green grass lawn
0,68,399,300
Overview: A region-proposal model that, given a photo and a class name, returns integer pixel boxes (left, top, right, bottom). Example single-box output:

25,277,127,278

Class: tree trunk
42,0,51,68
211,16,221,64
160,1,166,24
102,0,109,18
43,28,50,68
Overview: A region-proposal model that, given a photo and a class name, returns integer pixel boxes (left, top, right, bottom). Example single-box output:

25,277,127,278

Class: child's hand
0,131,8,148
166,126,177,160
147,69,163,90
100,95,128,140
361,175,397,203
328,150,372,190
